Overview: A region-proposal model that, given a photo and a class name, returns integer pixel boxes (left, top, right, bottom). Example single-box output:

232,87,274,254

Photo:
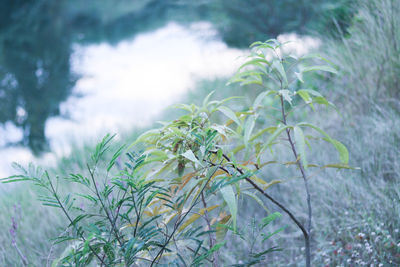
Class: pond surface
0,1,320,179
0,22,245,178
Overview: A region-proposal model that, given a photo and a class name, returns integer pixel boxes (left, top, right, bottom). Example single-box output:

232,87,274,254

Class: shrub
2,40,349,266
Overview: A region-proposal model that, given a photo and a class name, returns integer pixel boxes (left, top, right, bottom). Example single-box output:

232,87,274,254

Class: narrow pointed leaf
302,65,338,74
260,212,282,229
261,125,291,153
244,115,256,148
272,60,288,87
294,126,307,168
217,106,241,127
182,150,203,167
243,192,269,212
220,185,237,231
298,122,349,164
279,90,292,105
178,205,219,232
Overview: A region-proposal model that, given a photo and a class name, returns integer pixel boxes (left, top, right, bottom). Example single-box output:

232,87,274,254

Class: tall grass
262,0,400,265
0,184,66,266
325,0,399,112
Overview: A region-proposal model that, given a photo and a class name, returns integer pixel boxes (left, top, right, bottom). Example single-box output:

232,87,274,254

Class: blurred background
1,0,400,266
0,0,351,177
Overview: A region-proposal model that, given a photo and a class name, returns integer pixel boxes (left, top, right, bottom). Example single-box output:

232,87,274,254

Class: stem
45,172,106,266
87,164,124,247
12,243,28,266
103,189,128,265
217,154,309,241
131,192,142,238
280,95,312,267
201,192,219,267
211,144,311,266
150,166,219,267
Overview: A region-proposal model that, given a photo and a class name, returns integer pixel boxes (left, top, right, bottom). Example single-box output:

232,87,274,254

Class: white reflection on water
0,22,245,178
0,22,320,179
48,22,244,153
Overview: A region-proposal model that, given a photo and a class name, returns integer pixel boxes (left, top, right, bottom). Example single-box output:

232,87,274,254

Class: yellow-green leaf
220,185,237,231
217,106,241,127
178,205,219,232
294,126,307,169
298,122,349,164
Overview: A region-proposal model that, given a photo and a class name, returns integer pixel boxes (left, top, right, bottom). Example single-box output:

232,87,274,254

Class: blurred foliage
202,0,355,47
0,0,75,154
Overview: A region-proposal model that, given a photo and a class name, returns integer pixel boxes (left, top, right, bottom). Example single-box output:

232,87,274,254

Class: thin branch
102,189,128,264
87,164,124,247
201,192,219,267
149,165,220,267
45,172,106,266
280,95,312,267
208,153,308,239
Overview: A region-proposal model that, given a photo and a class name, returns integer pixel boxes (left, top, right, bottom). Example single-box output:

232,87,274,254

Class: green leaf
295,71,304,83
272,60,288,87
244,115,256,148
250,126,277,142
261,125,291,153
178,205,219,232
301,65,338,74
260,212,282,229
298,123,349,164
239,76,263,86
261,227,285,242
253,90,277,110
252,247,283,258
217,148,223,161
92,134,115,163
313,96,330,106
299,53,333,64
192,242,226,266
299,89,322,97
1,175,31,184
253,91,268,110
321,164,359,170
107,144,126,172
217,106,241,127
220,185,237,231
239,58,270,71
294,126,307,168
325,138,349,164
228,70,264,85
243,192,269,213
296,90,315,111
203,90,215,107
171,103,195,112
129,129,160,148
279,90,293,105
250,41,265,48
182,150,203,167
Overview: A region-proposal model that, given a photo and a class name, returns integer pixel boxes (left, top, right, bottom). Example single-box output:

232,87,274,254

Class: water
0,22,245,178
0,16,321,179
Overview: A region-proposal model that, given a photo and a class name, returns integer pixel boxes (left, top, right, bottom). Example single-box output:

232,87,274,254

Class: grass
0,184,65,266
